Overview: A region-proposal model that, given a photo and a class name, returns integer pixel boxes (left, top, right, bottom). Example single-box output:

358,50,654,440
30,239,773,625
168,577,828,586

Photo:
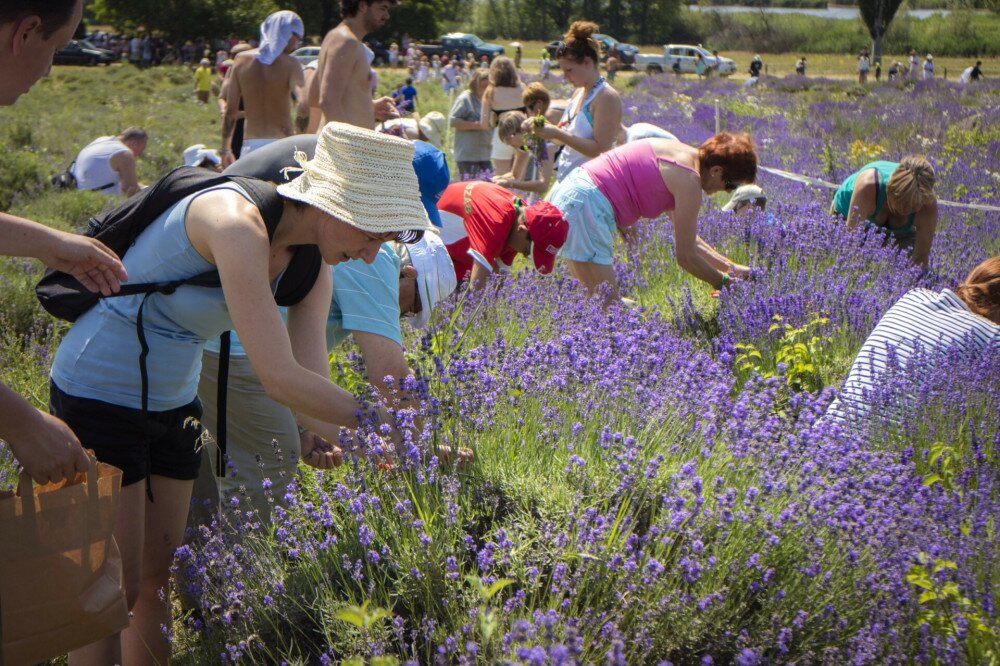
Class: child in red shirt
436,181,568,287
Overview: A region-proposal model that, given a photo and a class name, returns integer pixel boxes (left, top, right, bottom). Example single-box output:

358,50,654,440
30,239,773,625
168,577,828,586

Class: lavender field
2,70,998,664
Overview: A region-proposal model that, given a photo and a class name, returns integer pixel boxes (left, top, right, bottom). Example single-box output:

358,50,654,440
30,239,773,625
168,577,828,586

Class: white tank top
555,78,607,183
72,137,130,195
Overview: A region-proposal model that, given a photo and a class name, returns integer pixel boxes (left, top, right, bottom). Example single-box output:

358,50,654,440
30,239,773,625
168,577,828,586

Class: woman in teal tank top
831,156,939,266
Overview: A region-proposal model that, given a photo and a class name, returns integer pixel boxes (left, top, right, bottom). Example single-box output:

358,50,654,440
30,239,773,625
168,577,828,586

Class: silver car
291,46,320,66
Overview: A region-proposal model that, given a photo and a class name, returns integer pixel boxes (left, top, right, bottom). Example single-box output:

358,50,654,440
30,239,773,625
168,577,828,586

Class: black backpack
36,166,323,477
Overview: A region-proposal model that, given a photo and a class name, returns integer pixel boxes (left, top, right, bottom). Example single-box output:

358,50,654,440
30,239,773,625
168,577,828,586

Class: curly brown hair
556,20,601,64
698,132,758,186
955,256,1000,324
341,0,397,19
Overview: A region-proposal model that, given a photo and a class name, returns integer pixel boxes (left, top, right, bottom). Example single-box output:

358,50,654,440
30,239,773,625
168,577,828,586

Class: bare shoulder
278,53,304,73
109,149,135,170
187,189,266,236
324,24,362,52
854,167,877,188
656,143,700,183
233,50,256,68
598,84,622,103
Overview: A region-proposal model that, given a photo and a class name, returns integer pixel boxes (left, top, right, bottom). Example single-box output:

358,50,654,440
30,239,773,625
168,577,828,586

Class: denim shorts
50,382,203,487
548,168,617,265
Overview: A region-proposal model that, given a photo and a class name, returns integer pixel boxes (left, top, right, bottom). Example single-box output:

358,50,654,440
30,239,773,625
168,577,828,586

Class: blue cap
411,140,449,228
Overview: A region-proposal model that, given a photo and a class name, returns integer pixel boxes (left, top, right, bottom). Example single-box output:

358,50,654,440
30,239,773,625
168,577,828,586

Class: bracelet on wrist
720,273,731,288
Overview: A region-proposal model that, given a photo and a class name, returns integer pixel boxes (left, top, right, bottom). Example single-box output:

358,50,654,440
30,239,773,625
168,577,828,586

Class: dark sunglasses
724,179,738,192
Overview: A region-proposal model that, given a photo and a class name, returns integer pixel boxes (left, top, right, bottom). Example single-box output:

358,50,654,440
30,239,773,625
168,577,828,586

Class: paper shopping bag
0,460,129,666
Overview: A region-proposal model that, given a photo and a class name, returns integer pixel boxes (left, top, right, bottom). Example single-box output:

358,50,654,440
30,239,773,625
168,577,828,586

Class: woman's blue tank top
51,184,252,410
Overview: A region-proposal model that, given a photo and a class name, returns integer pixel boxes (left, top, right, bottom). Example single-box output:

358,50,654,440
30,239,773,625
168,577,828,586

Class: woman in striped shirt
826,256,1000,427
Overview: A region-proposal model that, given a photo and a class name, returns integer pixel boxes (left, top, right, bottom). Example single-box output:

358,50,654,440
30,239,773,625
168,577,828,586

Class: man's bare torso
316,24,374,128
234,52,301,139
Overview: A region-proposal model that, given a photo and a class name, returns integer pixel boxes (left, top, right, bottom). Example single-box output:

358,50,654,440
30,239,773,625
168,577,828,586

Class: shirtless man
221,10,304,166
313,0,398,128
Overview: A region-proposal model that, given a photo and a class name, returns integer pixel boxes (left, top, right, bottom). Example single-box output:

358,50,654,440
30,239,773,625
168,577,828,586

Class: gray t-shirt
449,90,492,163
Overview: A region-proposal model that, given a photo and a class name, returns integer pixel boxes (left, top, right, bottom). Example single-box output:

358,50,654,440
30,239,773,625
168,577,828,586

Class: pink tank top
582,140,696,228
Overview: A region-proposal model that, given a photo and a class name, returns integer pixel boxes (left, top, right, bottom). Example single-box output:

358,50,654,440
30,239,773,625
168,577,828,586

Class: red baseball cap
523,201,568,274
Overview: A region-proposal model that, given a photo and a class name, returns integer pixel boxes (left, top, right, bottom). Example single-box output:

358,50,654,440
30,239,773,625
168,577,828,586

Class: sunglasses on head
362,229,425,244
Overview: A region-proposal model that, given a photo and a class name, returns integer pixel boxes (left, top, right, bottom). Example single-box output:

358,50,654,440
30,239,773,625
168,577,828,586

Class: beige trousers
191,350,300,523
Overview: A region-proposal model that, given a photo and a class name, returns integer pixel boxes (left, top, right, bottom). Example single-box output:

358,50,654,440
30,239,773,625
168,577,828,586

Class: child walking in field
194,58,213,103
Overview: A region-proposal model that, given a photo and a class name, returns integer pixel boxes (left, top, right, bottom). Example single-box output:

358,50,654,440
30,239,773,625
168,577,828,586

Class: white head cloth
256,11,304,65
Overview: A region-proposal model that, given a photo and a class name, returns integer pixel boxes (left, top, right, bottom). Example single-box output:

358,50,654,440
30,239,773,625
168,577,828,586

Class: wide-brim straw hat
277,122,432,242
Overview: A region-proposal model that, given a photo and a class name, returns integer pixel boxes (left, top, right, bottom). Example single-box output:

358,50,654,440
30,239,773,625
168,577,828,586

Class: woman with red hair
546,131,758,298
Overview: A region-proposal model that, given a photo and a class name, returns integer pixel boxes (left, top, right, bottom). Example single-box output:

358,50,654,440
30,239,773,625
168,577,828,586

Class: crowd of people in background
1,0,998,663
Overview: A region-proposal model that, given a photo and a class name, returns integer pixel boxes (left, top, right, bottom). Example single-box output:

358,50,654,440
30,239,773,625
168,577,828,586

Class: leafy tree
373,0,440,41
858,0,905,62
91,0,275,40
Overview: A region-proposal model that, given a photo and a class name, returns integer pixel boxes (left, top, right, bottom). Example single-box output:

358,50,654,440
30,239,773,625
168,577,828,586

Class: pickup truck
416,33,504,62
636,45,736,76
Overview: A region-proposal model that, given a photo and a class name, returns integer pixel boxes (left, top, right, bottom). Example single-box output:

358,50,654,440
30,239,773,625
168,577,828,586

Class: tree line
86,0,687,45
88,0,444,43
85,0,998,51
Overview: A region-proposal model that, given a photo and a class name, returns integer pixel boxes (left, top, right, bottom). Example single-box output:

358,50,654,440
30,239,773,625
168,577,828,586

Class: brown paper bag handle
17,453,99,504
17,470,34,502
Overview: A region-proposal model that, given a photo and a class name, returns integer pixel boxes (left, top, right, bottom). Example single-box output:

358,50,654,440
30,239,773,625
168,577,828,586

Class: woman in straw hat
50,122,432,666
191,137,459,521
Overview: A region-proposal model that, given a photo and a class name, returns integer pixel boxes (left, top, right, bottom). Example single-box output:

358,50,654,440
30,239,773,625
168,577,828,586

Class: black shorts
49,382,204,487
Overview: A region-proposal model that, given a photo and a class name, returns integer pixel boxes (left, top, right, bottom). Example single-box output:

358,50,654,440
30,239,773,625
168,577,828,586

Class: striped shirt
826,288,999,426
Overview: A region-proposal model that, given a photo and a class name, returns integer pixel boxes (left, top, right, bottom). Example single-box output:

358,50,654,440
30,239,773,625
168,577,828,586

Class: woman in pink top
547,132,758,298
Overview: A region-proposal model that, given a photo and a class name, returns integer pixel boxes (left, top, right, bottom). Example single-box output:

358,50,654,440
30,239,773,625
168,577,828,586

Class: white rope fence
758,165,1000,214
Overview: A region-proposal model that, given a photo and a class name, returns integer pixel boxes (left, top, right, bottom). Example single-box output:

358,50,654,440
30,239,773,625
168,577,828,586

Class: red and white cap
523,201,568,275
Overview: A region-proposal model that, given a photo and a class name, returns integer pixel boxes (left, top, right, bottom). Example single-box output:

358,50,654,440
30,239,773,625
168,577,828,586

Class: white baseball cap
722,184,766,212
183,144,221,167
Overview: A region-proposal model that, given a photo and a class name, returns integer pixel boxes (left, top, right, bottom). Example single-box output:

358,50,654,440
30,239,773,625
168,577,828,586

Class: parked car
53,40,118,66
292,46,320,66
635,45,736,76
417,33,504,62
544,34,638,67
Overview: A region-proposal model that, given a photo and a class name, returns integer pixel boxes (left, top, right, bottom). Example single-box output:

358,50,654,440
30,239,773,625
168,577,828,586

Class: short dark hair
120,127,148,142
341,0,397,19
0,0,78,38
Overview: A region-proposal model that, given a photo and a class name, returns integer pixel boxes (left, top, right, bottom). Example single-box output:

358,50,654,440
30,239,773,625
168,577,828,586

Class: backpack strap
215,331,231,477
227,176,323,307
